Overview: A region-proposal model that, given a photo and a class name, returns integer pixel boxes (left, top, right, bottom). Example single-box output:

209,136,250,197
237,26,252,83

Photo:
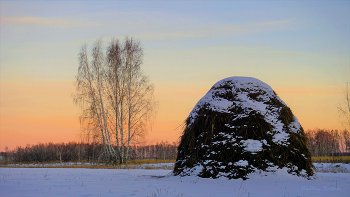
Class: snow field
1,163,350,197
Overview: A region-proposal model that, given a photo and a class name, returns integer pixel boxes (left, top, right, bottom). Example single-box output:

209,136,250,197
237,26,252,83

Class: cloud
138,19,296,40
1,17,97,27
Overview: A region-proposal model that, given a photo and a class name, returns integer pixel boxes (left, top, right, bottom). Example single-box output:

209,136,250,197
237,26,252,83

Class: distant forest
1,129,350,163
1,141,177,163
306,129,350,157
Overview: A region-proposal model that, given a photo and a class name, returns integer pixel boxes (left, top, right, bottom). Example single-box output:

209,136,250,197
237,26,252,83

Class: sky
1,1,349,151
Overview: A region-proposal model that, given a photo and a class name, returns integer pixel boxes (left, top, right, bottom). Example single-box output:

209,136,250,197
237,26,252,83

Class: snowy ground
1,163,349,197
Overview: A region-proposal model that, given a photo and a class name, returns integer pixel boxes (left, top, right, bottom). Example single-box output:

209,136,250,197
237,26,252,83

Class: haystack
173,77,314,179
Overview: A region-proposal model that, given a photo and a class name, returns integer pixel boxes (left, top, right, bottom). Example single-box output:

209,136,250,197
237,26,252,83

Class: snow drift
174,76,314,179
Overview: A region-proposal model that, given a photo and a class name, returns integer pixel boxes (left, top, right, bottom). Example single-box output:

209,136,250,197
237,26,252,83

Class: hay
173,77,314,179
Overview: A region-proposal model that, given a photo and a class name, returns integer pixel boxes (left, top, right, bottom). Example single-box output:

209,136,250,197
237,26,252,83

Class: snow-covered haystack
174,77,314,179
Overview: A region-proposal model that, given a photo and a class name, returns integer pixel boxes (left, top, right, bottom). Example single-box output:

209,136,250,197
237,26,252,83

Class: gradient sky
1,1,350,151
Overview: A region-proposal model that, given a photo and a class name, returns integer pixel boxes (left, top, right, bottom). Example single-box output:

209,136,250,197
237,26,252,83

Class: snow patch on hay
242,139,263,153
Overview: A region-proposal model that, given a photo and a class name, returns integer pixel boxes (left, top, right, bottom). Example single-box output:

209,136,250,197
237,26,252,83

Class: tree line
2,129,350,163
305,129,350,156
0,141,177,163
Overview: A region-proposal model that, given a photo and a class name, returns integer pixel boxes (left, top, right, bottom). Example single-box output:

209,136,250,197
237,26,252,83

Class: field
1,162,350,197
311,156,350,163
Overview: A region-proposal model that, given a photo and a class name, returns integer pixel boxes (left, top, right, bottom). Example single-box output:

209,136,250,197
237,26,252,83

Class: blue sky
1,0,349,150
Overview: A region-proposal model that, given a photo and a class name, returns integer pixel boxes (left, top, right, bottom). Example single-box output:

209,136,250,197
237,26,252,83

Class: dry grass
311,156,350,163
125,159,175,165
0,159,176,170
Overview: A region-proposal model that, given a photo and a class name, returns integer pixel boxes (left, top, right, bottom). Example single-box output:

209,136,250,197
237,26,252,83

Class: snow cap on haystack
174,76,314,179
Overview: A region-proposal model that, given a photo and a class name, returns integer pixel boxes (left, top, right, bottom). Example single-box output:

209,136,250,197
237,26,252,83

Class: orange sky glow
1,1,349,152
0,78,347,151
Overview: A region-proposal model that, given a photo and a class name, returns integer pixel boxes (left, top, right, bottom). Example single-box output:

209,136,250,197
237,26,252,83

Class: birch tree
73,39,116,162
339,82,350,128
339,82,350,153
106,37,157,163
74,37,157,163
